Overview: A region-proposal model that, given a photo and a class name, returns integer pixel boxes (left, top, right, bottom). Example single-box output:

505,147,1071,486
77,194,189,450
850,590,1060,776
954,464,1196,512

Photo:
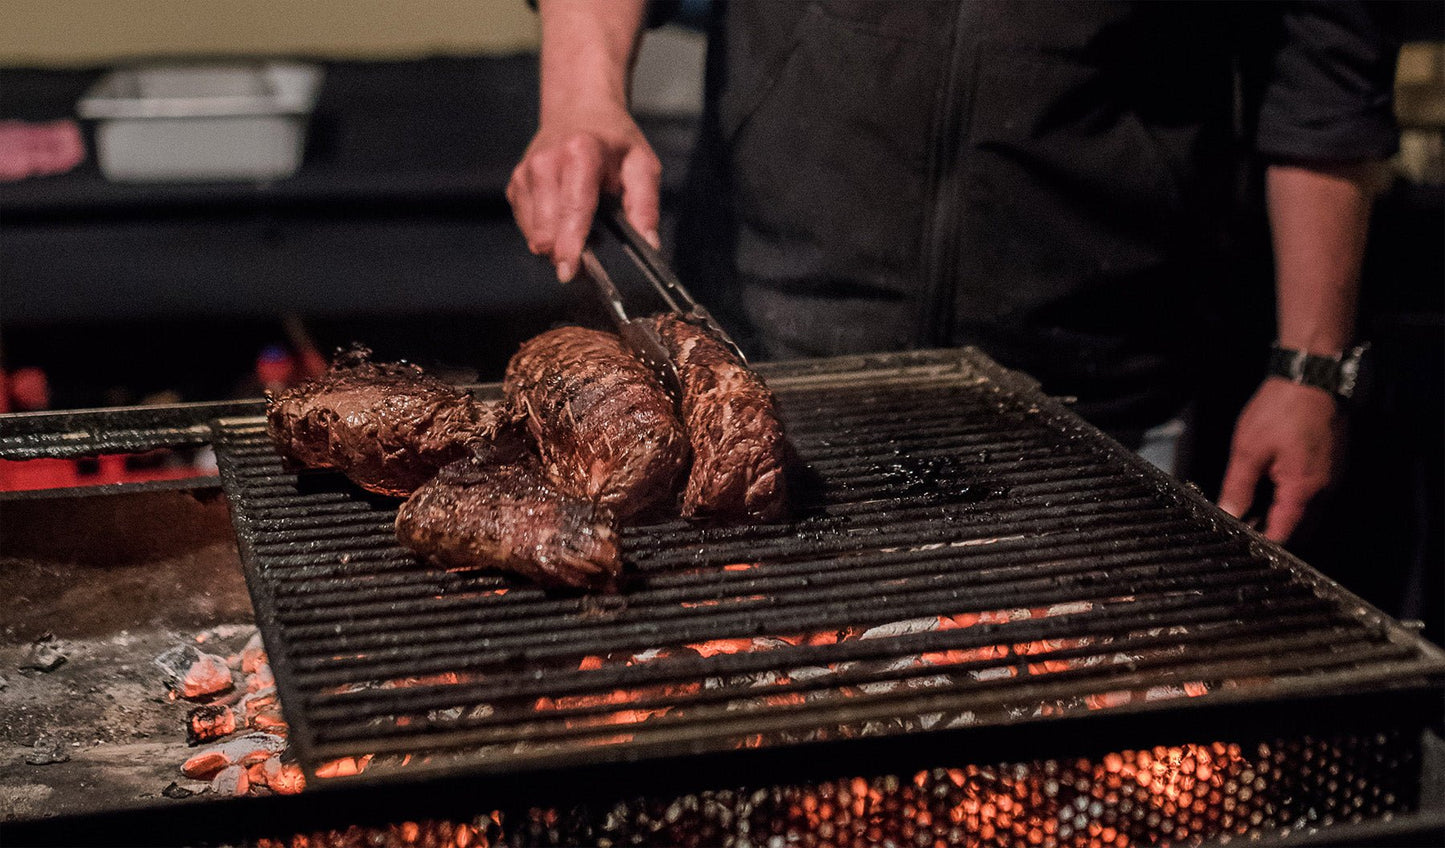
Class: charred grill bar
4,348,1443,846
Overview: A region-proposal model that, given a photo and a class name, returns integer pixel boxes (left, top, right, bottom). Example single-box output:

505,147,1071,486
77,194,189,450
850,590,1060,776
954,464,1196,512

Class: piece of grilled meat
650,315,789,521
266,346,499,497
395,430,621,590
504,326,689,519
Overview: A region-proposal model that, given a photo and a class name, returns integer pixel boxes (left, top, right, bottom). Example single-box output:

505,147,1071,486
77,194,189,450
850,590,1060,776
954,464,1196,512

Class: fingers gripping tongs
574,196,748,396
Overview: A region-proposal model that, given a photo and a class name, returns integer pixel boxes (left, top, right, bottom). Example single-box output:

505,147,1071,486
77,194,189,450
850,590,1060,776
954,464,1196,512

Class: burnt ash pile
211,349,1445,791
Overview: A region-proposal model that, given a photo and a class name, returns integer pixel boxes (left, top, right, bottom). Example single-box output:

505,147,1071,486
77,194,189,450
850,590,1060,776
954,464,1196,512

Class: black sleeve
1255,1,1403,162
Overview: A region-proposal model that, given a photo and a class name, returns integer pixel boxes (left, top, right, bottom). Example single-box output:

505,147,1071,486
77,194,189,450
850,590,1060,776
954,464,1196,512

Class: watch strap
1267,342,1370,399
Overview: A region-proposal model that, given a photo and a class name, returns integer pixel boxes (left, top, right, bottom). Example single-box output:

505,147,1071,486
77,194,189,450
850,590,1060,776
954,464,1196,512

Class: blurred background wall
0,0,539,66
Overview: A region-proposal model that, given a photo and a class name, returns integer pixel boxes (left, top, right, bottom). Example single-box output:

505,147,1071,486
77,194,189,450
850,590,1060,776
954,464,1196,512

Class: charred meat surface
651,315,789,521
504,326,688,519
395,431,621,590
266,346,500,497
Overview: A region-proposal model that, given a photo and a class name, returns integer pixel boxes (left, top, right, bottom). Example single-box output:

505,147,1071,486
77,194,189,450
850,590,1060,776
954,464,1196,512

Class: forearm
512,0,660,280
538,0,648,124
1220,161,1387,540
1265,161,1387,355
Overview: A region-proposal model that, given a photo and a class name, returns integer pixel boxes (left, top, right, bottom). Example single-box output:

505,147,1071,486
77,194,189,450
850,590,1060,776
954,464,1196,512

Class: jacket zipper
915,3,973,349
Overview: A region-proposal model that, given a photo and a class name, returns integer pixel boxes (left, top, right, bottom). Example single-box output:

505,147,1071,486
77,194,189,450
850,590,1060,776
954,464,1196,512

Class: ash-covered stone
211,764,250,796
162,781,195,799
25,735,71,765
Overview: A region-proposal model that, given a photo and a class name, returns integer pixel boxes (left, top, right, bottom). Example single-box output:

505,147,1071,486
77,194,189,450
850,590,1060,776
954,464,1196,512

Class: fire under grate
210,349,1445,785
260,729,1425,848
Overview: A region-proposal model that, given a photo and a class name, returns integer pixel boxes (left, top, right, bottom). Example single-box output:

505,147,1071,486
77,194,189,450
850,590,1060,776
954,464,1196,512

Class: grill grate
211,349,1445,783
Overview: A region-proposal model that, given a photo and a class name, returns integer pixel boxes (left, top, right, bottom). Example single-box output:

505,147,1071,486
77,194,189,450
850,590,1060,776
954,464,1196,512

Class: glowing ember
253,730,1410,846
315,755,375,779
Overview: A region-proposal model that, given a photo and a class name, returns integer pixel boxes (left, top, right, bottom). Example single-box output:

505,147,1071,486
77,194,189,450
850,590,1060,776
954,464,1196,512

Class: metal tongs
574,196,748,396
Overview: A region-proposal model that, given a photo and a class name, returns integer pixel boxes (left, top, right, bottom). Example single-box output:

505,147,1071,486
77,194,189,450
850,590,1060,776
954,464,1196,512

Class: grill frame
6,694,1443,847
211,348,1445,787
0,398,258,460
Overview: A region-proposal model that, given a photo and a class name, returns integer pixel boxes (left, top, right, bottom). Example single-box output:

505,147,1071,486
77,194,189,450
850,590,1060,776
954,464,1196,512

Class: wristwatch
1267,341,1371,400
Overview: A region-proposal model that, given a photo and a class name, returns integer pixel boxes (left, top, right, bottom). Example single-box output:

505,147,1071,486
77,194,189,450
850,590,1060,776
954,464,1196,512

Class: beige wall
0,0,539,67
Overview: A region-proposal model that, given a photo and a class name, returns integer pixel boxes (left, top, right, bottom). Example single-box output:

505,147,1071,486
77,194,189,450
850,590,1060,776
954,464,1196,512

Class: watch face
1339,343,1373,402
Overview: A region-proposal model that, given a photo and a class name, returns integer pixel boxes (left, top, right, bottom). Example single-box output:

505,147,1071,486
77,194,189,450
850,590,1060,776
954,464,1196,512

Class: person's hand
1218,378,1343,542
507,106,661,283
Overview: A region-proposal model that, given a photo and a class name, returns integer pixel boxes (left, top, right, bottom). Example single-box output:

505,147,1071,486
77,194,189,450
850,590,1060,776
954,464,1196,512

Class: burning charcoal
162,781,195,799
156,644,202,685
182,732,287,779
249,662,276,692
156,644,235,698
181,749,229,779
211,764,250,796
238,685,279,723
20,635,67,672
239,747,278,768
252,705,290,735
184,653,236,699
246,761,269,789
187,704,239,745
263,756,307,794
242,631,269,674
315,755,374,779
24,735,70,765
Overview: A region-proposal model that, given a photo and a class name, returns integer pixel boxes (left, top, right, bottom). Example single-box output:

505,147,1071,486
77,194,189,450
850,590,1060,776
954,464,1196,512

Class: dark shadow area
0,487,250,639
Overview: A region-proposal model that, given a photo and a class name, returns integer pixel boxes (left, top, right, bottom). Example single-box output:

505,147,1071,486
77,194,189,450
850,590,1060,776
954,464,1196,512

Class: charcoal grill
207,349,1444,779
4,347,1442,847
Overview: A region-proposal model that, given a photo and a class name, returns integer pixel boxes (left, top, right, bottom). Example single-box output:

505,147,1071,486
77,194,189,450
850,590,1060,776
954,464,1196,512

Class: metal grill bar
311,633,1407,750
275,536,1246,629
0,398,261,459
306,602,1354,723
211,348,1445,782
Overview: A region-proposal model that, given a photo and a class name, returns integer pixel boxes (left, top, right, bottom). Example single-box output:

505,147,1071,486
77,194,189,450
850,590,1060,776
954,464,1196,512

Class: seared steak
266,346,499,497
650,315,789,521
395,431,621,590
504,326,688,519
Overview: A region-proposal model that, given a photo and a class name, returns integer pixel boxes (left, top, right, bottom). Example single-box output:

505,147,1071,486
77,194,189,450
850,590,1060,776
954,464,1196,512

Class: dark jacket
673,1,1399,432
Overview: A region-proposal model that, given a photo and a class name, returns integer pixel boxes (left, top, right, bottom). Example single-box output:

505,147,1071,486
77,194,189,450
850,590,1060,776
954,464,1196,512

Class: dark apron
674,0,1242,435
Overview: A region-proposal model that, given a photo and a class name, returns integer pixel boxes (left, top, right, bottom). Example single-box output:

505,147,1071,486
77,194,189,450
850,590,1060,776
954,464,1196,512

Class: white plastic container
77,62,324,183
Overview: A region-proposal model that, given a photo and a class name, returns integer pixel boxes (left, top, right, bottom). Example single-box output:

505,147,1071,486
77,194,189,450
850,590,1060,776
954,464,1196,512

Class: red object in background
0,451,217,492
255,345,297,394
0,119,86,181
9,367,51,411
0,364,215,492
0,457,81,490
0,366,52,413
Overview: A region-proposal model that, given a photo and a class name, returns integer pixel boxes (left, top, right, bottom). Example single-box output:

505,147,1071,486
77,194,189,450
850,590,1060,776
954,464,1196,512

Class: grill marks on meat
651,315,789,521
504,327,689,520
396,431,621,590
266,347,500,497
268,323,791,592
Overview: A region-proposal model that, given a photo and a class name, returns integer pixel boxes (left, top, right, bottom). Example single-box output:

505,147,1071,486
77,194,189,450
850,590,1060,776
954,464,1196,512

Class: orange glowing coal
315,754,375,779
